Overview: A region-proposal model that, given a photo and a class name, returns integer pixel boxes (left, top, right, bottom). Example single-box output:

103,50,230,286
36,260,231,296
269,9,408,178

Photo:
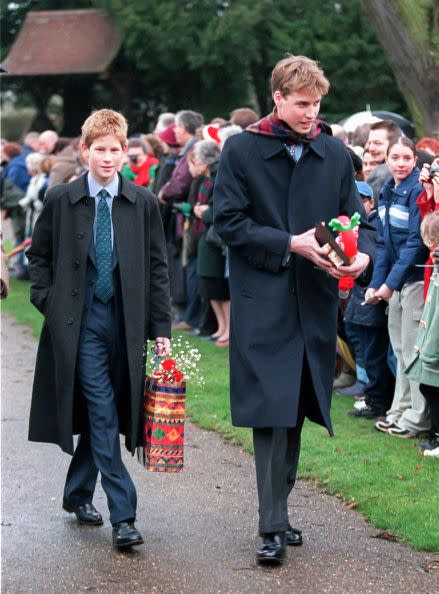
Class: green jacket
406,270,439,387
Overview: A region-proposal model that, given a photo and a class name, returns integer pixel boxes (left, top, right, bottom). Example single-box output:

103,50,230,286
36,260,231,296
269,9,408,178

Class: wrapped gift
137,375,186,472
315,222,350,267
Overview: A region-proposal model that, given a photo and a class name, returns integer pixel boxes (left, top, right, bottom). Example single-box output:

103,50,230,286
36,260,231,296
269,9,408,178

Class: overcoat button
73,260,80,268
67,317,74,325
83,305,88,312
77,232,85,239
88,280,94,286
71,289,78,296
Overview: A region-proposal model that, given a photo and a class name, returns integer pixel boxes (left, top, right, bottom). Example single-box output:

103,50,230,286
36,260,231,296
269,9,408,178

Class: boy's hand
364,287,379,304
154,337,171,357
375,283,393,301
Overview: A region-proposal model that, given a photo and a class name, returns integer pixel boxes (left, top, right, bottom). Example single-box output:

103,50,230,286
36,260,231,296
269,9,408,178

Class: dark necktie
95,189,114,303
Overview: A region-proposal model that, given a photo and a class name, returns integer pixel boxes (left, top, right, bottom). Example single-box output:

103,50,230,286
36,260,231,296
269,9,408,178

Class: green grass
3,279,439,552
2,278,43,337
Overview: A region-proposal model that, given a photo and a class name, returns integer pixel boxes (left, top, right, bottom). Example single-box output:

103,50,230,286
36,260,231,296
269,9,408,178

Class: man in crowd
366,120,402,197
330,124,349,146
214,54,373,566
158,110,204,331
38,130,59,155
229,107,260,129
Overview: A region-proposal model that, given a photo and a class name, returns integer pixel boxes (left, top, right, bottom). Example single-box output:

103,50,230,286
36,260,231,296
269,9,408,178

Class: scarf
246,110,331,145
130,155,159,187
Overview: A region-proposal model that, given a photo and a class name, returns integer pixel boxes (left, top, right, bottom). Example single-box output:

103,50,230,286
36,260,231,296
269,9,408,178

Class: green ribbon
328,212,361,232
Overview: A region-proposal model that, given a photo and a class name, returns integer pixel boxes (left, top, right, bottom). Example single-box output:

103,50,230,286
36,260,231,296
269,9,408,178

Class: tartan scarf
246,110,331,145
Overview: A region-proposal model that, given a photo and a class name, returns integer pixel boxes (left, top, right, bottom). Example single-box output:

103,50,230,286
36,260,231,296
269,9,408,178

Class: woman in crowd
189,140,230,347
365,137,430,438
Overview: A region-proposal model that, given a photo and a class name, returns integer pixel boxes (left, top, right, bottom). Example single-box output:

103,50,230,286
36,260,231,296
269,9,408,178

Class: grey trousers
253,354,310,536
253,423,304,536
387,282,431,431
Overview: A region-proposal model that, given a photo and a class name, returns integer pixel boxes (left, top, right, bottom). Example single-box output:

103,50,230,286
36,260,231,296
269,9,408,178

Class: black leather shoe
62,499,103,526
286,526,303,546
256,532,286,565
113,521,144,549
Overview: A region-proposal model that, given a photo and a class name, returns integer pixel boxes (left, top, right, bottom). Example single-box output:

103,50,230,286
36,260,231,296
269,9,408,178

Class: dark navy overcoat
27,174,171,455
213,131,373,433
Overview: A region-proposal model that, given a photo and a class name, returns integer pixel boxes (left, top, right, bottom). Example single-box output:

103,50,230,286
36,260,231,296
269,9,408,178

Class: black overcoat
213,131,373,433
27,174,171,455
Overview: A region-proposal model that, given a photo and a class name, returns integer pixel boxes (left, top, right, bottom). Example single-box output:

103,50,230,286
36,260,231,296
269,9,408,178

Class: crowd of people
1,107,438,457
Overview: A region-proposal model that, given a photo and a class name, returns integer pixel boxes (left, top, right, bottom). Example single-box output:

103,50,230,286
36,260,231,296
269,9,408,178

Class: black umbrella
371,111,415,139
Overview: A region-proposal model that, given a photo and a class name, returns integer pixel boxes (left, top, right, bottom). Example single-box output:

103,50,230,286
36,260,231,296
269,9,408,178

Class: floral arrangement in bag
145,335,205,389
139,337,204,472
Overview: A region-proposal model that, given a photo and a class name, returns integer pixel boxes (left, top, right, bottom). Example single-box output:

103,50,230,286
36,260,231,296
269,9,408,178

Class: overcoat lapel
69,177,95,270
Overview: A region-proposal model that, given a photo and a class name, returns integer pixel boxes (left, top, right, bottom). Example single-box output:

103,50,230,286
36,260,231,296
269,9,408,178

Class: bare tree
361,0,439,138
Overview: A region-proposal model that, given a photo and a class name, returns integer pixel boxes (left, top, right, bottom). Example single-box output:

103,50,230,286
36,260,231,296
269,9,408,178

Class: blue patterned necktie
95,189,114,303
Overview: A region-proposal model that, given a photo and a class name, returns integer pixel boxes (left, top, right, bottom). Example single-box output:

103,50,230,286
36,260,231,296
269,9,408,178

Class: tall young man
213,55,373,565
27,109,171,549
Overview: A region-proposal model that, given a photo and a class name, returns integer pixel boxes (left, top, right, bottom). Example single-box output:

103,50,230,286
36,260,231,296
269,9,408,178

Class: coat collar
68,172,138,204
251,132,326,160
383,167,420,196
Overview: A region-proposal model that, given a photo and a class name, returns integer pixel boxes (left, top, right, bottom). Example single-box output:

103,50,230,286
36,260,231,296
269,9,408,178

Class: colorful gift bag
137,375,186,472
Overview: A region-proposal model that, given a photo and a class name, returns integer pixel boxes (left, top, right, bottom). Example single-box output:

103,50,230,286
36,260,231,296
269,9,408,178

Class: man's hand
290,228,334,272
154,337,171,358
331,252,371,280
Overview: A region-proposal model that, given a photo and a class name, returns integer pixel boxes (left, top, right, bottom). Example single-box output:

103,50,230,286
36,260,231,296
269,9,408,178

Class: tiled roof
2,9,121,76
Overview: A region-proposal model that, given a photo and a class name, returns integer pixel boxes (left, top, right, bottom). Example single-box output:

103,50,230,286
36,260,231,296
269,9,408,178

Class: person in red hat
152,123,182,195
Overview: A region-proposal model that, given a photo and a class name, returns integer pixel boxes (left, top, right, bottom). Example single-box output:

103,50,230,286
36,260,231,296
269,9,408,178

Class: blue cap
356,181,374,200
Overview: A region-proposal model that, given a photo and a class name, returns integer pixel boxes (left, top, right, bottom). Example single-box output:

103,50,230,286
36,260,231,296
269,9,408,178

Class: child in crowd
406,211,439,457
18,152,46,240
343,181,395,418
362,150,379,181
365,137,430,438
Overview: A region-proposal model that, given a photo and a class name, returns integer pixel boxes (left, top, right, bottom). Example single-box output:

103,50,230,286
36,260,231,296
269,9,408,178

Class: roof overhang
2,9,121,76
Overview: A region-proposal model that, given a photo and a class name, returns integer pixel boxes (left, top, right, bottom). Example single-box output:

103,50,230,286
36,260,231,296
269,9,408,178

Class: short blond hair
421,211,439,249
81,109,128,148
271,54,330,97
25,152,45,175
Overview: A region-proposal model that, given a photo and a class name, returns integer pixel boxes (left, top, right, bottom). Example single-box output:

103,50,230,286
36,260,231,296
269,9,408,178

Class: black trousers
253,356,312,536
420,384,439,434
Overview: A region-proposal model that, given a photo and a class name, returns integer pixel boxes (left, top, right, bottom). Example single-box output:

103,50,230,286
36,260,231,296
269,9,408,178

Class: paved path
1,313,438,594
